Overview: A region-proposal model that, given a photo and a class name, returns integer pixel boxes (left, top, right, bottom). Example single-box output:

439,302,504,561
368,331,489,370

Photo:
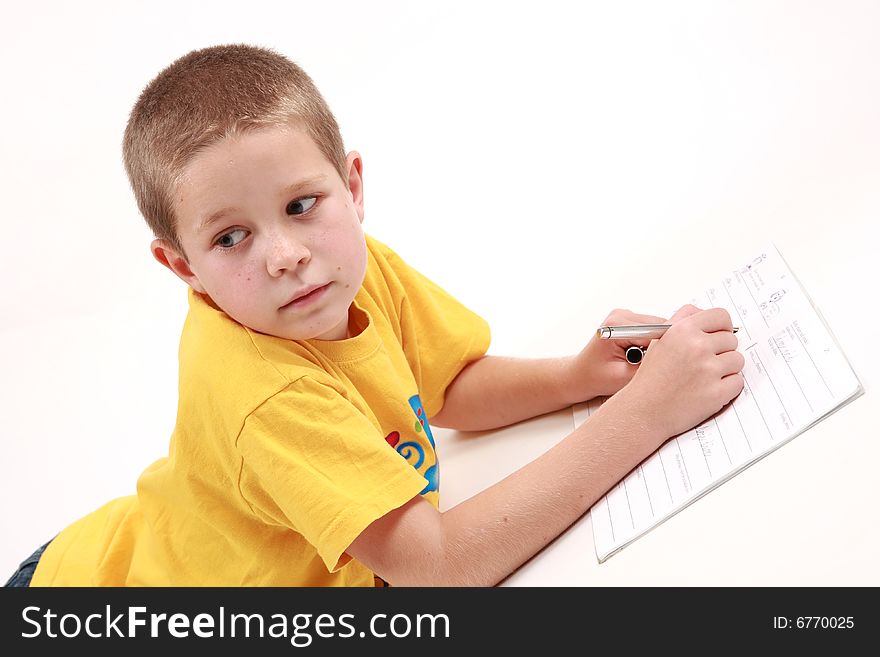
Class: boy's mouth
280,283,331,310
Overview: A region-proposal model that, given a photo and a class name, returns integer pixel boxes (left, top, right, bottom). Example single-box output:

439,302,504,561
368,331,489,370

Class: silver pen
597,324,740,340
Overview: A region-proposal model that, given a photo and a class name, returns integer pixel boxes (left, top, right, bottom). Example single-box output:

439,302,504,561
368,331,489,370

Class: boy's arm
429,355,582,431
349,386,656,586
349,307,744,586
431,308,673,432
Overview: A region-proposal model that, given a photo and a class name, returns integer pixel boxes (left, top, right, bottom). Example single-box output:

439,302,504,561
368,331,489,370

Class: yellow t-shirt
31,235,491,586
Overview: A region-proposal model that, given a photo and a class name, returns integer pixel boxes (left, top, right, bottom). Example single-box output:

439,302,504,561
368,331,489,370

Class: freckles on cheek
237,260,258,282
225,264,257,297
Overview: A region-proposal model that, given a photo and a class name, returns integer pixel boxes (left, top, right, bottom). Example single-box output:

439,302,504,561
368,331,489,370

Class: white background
1,1,877,583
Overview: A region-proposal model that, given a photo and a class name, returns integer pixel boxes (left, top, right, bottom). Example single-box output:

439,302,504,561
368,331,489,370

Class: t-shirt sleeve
236,376,428,573
379,244,492,419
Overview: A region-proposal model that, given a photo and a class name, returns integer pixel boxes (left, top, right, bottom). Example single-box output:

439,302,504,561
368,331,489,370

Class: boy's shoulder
178,288,336,404
363,233,402,275
361,233,422,303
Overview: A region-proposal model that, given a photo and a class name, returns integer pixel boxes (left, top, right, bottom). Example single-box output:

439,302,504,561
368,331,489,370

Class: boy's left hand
566,308,670,401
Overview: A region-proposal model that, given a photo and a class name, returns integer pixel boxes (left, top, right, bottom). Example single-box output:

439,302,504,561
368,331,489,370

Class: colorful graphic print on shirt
383,395,438,495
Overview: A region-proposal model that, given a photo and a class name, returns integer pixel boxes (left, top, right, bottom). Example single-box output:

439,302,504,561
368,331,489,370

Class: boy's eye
286,196,317,215
215,228,247,249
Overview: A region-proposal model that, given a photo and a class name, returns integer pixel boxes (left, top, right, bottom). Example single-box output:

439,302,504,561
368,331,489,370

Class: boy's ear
151,239,207,294
345,151,364,224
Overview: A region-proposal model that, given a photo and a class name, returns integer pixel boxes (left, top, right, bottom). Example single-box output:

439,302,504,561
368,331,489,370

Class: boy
7,44,743,587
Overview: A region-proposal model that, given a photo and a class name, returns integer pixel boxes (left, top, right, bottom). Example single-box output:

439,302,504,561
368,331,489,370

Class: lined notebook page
573,244,863,563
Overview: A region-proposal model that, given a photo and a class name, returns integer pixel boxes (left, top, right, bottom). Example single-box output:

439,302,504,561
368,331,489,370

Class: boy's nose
265,232,311,275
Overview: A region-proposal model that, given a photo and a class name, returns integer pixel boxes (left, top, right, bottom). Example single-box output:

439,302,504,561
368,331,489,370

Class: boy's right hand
620,305,745,440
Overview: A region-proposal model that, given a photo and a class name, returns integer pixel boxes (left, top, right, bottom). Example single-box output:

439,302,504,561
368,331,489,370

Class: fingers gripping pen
598,324,740,366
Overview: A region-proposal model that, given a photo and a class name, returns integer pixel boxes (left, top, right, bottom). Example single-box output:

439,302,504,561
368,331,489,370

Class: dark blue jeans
4,540,52,587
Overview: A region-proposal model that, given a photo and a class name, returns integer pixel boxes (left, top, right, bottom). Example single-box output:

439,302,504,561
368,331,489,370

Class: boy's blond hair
123,44,347,259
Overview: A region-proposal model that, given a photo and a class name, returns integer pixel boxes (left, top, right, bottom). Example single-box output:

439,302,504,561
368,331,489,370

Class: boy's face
153,126,367,341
